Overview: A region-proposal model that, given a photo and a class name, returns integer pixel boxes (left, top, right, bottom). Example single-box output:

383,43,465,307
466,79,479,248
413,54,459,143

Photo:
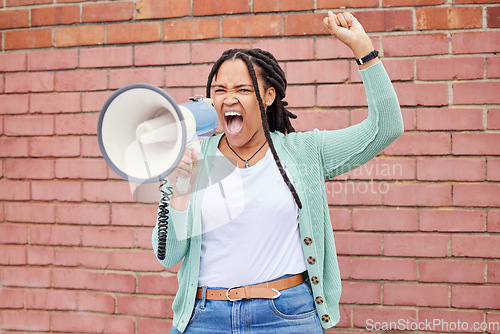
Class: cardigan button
303,237,312,245
321,314,330,323
311,276,319,284
307,256,316,265
315,296,324,304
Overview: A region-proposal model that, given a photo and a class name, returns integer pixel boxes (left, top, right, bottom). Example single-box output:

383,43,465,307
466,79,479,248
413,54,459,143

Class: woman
153,11,404,333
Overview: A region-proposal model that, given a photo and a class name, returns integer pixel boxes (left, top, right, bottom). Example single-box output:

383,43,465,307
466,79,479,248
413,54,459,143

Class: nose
223,92,238,106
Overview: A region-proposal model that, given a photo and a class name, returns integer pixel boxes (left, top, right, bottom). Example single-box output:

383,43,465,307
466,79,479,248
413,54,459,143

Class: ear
264,86,276,107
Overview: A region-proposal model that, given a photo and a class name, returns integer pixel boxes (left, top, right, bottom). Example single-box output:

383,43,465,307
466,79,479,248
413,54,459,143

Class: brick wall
1,0,500,333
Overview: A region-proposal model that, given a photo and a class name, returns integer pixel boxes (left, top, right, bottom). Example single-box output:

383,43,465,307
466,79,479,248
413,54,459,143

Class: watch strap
356,50,379,65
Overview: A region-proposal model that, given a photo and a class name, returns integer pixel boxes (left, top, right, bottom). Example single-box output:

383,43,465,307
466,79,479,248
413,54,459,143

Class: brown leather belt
196,272,306,301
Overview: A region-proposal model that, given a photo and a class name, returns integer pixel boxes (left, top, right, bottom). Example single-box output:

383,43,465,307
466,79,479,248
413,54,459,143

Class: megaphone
97,83,218,186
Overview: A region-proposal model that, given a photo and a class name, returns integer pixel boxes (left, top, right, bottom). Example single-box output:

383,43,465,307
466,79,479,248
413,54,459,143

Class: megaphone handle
157,182,174,261
176,176,190,195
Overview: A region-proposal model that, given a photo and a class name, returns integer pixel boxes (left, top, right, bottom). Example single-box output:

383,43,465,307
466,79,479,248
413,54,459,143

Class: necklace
225,135,267,168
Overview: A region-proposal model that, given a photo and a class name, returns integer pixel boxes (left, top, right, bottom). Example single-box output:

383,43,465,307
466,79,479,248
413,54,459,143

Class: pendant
244,161,250,168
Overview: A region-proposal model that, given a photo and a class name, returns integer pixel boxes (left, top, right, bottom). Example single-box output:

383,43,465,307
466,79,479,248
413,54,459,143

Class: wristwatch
356,50,379,65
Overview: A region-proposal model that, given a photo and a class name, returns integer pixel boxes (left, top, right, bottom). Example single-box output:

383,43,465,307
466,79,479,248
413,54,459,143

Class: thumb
323,11,339,35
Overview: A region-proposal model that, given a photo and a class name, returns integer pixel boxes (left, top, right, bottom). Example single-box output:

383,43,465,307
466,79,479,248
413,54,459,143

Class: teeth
225,111,242,117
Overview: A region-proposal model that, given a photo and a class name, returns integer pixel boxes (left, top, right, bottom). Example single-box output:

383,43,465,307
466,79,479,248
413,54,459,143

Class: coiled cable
157,181,173,260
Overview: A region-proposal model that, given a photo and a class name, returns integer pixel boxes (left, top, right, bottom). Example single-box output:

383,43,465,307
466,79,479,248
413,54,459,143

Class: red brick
5,158,55,179
81,135,102,157
417,7,482,30
340,282,381,304
334,232,382,255
318,0,379,8
30,92,81,114
488,261,500,283
117,295,166,318
452,133,500,155
5,72,54,93
417,57,483,81
136,0,190,19
82,2,133,22
419,259,485,283
348,157,415,180
32,180,82,201
82,91,112,112
384,183,451,206
6,0,52,5
353,10,413,32
353,208,417,231
292,109,348,131
487,158,500,181
417,157,485,181
5,114,54,136
27,245,55,265
316,37,358,59
29,136,81,157
56,113,98,135
286,86,316,109
0,138,29,157
420,209,485,232
111,204,157,226
393,82,448,106
0,52,27,72
193,0,250,15
0,310,50,332
1,267,51,288
453,31,500,54
224,15,282,37
384,233,450,257
31,5,80,26
57,203,109,225
454,81,500,104
108,21,161,44
51,312,135,333
353,307,416,330
30,225,81,246
81,226,135,248
56,158,108,179
384,0,446,5
0,288,24,308
83,181,136,202
487,57,500,79
419,309,486,332
287,60,349,84
0,244,26,264
384,283,448,307
4,28,52,50
165,64,212,87
0,223,28,244
26,289,78,311
384,132,451,156
135,43,190,66
164,18,220,41
80,46,133,68
55,70,107,92
455,0,500,4
109,249,163,271
417,108,483,131
255,0,314,12
54,25,105,47
452,285,500,309
452,234,500,258
326,180,384,205
352,257,416,281
384,34,449,57
0,94,29,114
284,12,327,36
0,9,29,29
138,273,178,295
192,41,251,63
487,6,500,28
453,183,500,207
27,49,78,71
109,67,164,89
317,83,367,107
75,291,116,314
352,58,414,83
0,180,30,201
54,248,110,269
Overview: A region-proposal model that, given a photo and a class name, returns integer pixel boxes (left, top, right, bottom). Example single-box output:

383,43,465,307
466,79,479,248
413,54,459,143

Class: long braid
207,48,302,209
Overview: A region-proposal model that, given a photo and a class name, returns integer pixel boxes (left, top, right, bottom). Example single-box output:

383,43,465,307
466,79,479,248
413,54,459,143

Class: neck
223,134,268,168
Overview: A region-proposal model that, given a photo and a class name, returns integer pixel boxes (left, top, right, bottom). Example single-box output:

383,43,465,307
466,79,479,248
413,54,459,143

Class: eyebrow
212,84,254,89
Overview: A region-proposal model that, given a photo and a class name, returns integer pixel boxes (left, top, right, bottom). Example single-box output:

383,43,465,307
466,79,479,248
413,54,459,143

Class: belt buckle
226,286,243,302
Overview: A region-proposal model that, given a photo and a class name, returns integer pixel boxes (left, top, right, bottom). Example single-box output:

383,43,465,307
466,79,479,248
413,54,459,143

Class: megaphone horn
97,83,218,184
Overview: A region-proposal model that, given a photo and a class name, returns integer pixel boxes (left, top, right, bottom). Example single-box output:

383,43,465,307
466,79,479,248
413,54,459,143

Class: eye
239,88,252,93
214,88,226,94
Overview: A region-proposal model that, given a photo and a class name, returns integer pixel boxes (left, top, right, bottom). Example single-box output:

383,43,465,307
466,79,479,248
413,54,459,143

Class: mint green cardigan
152,61,404,332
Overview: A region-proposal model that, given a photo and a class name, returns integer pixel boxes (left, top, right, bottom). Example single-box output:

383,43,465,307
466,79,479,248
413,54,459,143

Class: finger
324,11,339,35
337,13,348,28
343,12,357,28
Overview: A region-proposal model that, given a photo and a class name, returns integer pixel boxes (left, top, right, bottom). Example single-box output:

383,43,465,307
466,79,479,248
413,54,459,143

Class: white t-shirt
198,149,307,288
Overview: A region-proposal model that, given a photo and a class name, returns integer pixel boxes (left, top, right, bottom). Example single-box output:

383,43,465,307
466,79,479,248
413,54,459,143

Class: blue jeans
170,279,325,334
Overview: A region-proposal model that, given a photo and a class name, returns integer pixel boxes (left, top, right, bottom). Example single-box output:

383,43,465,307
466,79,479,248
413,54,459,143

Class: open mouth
224,111,244,136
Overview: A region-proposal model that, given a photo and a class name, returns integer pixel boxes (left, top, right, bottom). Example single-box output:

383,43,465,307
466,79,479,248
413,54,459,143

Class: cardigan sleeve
320,61,404,180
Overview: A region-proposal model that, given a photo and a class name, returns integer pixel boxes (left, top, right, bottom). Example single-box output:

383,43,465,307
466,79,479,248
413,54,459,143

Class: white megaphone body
97,83,218,200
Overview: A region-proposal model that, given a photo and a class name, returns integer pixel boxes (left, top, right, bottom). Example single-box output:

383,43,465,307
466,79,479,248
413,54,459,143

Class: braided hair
206,48,302,209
